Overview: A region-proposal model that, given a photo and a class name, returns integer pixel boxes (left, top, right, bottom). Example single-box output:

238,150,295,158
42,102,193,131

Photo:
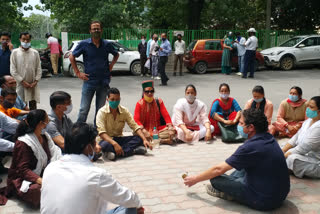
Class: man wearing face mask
0,88,29,120
138,35,148,77
69,21,119,126
41,122,145,214
10,32,42,110
45,91,74,151
96,88,152,161
184,109,290,211
158,33,171,86
0,75,29,112
0,32,14,77
173,34,185,76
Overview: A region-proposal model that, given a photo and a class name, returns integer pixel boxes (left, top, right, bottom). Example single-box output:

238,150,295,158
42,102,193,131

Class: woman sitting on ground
270,86,307,137
244,85,273,133
172,84,214,143
134,80,175,144
208,83,242,136
282,96,320,178
4,110,61,208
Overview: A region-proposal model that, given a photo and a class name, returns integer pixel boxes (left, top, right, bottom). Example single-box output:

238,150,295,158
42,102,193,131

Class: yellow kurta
10,47,42,103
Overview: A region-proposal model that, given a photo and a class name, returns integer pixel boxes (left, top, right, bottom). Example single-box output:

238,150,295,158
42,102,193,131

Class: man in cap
242,28,258,79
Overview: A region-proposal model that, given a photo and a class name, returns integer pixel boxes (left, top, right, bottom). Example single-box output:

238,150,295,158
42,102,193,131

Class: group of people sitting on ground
0,79,319,213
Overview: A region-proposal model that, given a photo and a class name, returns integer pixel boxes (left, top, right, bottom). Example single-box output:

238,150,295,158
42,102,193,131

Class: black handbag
218,122,246,143
155,98,166,126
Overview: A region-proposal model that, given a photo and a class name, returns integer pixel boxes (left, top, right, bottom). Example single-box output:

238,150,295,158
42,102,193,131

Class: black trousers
159,56,169,84
99,136,143,157
140,56,147,75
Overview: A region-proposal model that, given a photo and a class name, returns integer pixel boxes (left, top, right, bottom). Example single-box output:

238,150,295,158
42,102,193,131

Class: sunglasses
144,90,154,94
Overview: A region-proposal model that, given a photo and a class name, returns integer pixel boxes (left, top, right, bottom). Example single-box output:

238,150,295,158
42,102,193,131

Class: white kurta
10,47,42,103
286,118,320,178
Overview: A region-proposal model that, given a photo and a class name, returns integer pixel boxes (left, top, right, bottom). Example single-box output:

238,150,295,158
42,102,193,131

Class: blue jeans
77,81,109,125
107,206,137,214
243,50,256,77
99,136,143,157
238,55,245,73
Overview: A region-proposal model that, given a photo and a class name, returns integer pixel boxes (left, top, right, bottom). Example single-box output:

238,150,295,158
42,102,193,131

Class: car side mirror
297,44,305,48
119,48,125,53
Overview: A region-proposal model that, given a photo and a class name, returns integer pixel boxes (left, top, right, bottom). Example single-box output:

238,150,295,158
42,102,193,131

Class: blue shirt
72,38,119,86
146,39,152,57
209,98,241,120
159,39,172,57
226,133,290,209
0,48,11,76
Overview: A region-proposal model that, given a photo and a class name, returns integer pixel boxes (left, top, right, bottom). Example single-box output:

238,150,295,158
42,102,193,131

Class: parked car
184,39,264,74
63,40,141,76
261,35,320,70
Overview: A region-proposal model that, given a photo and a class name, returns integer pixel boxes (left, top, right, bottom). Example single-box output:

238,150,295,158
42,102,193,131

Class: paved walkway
1,137,320,214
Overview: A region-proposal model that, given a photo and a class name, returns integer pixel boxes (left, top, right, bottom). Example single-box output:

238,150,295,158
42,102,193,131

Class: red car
184,39,264,74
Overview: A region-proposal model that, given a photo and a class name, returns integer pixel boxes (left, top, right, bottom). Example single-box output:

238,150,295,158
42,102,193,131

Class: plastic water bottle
152,127,160,149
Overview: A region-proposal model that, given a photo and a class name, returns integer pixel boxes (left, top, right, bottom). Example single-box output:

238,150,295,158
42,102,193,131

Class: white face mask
185,94,196,103
21,42,31,49
87,144,95,161
220,93,229,99
64,104,73,115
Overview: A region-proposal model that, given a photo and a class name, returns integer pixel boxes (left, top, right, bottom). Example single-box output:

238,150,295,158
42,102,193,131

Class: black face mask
2,100,14,109
155,37,158,41
178,38,181,41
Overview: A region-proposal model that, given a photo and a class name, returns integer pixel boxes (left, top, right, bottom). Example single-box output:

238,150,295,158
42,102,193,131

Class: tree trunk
187,0,205,30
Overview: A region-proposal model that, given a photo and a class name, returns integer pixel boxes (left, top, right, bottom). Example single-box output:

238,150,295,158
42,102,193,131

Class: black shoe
133,146,147,155
159,83,168,86
248,75,254,78
93,152,102,162
173,72,176,76
242,76,247,79
179,72,183,76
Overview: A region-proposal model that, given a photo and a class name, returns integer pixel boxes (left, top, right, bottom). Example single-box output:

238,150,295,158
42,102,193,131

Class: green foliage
24,14,61,39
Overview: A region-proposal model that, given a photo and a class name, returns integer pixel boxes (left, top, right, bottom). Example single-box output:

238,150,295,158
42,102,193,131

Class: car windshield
68,42,75,51
279,37,306,47
112,41,131,51
187,40,197,51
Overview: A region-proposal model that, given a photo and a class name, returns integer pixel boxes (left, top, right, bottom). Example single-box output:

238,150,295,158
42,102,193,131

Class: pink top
47,37,60,54
244,98,273,125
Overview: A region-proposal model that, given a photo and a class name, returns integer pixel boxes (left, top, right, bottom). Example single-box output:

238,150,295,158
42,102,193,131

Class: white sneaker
151,76,154,79
155,76,161,80
104,152,115,161
236,72,242,76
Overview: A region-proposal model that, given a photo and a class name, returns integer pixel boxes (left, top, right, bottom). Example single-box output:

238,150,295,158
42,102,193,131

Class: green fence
67,29,311,51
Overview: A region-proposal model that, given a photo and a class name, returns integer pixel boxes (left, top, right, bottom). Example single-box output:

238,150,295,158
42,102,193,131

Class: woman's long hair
14,109,47,140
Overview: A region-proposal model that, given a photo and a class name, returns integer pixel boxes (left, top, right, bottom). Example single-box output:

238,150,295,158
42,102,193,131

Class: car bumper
263,55,280,67
183,58,196,69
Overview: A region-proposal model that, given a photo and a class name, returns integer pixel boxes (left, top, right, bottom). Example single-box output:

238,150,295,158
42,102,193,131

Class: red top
134,98,172,134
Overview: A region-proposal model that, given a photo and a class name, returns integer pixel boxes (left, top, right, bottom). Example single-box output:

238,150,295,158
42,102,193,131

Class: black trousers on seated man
99,136,143,157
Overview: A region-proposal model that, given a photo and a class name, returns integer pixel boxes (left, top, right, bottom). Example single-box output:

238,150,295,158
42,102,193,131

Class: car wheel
69,62,85,77
130,61,141,76
280,57,294,70
195,62,207,74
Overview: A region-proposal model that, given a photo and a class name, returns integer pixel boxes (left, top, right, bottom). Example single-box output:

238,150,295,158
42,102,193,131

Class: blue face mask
87,144,95,161
306,107,319,119
237,125,248,138
161,38,166,41
254,98,264,103
109,100,120,109
289,95,299,102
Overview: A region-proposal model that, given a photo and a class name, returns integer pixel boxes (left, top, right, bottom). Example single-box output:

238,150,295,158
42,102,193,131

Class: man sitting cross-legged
184,109,290,211
0,88,29,120
96,87,152,161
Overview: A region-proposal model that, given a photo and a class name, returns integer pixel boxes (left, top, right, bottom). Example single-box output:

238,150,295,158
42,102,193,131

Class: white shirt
41,154,141,214
245,36,258,51
234,37,246,56
150,40,159,56
174,40,185,55
0,112,18,152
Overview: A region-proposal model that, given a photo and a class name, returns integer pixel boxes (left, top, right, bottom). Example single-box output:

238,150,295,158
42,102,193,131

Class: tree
25,14,61,39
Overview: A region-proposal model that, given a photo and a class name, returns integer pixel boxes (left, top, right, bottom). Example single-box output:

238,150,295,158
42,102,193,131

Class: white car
63,40,141,76
261,35,320,70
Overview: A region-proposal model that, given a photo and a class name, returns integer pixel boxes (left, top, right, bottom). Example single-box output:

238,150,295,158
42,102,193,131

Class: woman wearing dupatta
282,96,320,178
134,80,175,144
270,86,307,137
221,32,233,75
244,85,273,132
0,110,61,207
172,84,214,143
208,83,242,136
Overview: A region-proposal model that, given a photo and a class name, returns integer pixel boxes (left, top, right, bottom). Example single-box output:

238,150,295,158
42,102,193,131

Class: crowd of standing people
0,21,319,214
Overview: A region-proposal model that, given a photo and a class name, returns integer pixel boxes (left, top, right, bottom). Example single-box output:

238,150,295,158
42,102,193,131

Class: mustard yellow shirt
96,104,140,142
